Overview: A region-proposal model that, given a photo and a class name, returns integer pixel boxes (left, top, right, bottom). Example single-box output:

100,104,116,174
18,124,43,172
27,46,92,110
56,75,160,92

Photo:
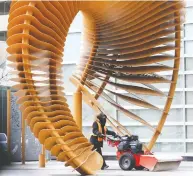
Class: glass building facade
0,86,7,134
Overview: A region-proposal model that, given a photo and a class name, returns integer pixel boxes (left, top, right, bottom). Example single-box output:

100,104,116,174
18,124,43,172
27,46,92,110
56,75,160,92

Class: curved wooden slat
7,1,184,175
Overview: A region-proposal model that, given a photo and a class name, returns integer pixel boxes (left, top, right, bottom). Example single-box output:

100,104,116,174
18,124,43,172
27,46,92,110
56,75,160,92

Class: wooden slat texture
7,0,184,175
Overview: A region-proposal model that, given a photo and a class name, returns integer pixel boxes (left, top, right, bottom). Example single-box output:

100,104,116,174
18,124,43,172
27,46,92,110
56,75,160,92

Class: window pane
185,75,193,88
117,93,168,106
186,108,193,122
124,126,183,140
186,91,193,104
185,57,193,71
187,143,193,153
151,75,183,89
0,32,5,41
65,95,73,111
0,2,4,15
118,109,161,123
25,127,41,161
126,126,153,139
63,33,81,64
160,126,184,139
185,7,193,22
4,1,11,15
186,1,193,7
118,108,183,124
134,92,183,105
118,110,139,123
82,127,92,139
187,126,193,139
185,41,193,55
185,24,193,38
152,142,184,152
98,95,116,117
62,64,77,93
82,101,96,126
167,109,183,122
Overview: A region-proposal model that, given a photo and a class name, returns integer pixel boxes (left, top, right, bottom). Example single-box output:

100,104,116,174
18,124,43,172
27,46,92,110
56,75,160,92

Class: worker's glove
101,134,106,138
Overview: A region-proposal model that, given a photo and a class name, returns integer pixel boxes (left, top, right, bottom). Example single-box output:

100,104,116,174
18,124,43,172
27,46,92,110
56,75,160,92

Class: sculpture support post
39,145,46,167
73,91,82,131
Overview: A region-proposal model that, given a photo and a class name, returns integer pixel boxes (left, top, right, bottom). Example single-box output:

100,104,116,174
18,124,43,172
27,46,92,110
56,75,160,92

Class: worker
90,113,118,170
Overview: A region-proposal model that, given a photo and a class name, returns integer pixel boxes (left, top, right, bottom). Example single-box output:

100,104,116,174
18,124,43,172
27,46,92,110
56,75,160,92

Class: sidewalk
0,161,193,176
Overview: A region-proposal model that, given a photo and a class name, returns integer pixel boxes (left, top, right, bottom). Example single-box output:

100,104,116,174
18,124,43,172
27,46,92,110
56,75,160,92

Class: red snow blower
107,135,182,171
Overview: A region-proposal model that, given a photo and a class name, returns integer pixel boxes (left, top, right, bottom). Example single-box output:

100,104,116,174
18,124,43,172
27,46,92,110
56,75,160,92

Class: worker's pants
93,146,107,168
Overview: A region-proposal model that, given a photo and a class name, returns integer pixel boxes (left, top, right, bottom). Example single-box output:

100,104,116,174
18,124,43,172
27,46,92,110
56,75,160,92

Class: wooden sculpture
7,0,184,175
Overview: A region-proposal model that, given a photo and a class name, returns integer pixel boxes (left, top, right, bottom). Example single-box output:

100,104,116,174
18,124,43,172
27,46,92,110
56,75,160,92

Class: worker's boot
101,165,109,170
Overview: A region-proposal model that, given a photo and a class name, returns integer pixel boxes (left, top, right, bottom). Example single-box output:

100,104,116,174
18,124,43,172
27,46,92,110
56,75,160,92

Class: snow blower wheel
119,153,135,170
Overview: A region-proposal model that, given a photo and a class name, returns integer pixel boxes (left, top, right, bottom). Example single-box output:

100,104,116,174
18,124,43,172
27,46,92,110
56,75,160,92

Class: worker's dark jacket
90,121,116,148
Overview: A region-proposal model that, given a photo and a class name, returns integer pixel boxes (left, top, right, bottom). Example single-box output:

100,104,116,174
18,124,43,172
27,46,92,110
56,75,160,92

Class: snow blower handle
106,135,121,147
114,134,121,139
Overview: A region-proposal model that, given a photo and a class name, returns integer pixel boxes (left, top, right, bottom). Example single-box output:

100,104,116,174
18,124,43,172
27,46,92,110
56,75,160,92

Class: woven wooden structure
7,1,184,175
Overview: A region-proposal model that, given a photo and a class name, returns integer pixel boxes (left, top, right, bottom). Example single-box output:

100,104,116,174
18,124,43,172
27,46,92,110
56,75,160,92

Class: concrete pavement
0,161,193,176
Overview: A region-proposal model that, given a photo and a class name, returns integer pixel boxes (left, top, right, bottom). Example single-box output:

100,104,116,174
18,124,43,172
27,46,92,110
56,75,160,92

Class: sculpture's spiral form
7,1,184,175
